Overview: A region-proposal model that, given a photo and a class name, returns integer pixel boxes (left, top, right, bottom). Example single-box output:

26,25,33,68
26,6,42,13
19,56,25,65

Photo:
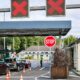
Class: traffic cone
29,67,31,70
20,74,23,80
6,72,10,80
23,67,26,73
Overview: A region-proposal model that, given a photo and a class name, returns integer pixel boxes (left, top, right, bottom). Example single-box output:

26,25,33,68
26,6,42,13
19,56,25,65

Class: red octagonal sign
44,36,56,47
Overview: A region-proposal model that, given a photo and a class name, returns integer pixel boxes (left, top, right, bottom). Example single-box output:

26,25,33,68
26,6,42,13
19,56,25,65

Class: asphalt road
0,67,80,80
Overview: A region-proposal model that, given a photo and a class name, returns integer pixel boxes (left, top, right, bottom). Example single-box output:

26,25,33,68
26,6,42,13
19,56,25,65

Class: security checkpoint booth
0,20,71,62
0,21,71,78
0,21,71,36
0,0,80,79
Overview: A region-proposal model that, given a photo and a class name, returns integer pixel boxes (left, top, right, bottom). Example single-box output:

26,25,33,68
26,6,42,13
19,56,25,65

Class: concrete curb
72,69,80,76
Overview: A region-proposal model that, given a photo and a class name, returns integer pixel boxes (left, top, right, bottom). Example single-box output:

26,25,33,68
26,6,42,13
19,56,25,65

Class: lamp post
13,37,15,52
3,37,6,50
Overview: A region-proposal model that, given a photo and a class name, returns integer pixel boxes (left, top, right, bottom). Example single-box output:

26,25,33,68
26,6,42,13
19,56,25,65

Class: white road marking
29,67,32,70
35,77,37,80
40,75,50,78
38,71,50,77
39,67,45,70
0,76,36,78
69,75,80,77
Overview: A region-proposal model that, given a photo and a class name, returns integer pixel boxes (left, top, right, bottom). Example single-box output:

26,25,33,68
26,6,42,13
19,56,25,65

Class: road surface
0,67,80,80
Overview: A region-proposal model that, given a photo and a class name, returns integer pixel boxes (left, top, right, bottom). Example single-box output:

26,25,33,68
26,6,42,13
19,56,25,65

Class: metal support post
13,37,14,51
0,4,80,12
4,37,6,50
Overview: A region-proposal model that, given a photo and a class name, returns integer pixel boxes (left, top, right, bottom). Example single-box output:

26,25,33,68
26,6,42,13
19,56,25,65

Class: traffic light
46,0,65,16
11,0,29,17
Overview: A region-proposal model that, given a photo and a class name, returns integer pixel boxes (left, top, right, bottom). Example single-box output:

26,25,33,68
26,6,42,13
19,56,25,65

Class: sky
0,0,80,38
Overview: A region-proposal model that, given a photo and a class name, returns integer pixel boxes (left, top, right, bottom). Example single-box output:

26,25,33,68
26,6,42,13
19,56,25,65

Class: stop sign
44,36,56,47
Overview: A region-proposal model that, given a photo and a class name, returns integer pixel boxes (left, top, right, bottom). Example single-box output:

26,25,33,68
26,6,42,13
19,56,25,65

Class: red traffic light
11,0,29,17
46,0,65,16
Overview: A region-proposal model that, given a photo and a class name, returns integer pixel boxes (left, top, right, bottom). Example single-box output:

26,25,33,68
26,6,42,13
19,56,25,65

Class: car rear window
5,58,16,63
5,59,13,63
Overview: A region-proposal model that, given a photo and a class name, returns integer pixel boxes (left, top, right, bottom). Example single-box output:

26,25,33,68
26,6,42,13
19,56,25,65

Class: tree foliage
0,37,4,45
14,37,21,51
63,35,77,46
0,36,75,52
19,37,26,51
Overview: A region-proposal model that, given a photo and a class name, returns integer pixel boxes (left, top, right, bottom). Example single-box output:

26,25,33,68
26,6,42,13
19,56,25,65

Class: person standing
40,55,43,67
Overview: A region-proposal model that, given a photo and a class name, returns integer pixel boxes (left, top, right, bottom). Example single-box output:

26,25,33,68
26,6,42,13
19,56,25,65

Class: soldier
40,55,43,67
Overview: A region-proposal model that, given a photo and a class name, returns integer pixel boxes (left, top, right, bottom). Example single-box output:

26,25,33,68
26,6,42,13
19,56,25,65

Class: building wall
27,51,51,61
73,43,80,71
18,51,53,61
65,49,72,69
74,44,78,70
77,43,80,71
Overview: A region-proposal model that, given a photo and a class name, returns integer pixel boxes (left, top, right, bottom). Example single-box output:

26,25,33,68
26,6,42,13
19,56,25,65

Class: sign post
44,35,56,56
44,36,56,78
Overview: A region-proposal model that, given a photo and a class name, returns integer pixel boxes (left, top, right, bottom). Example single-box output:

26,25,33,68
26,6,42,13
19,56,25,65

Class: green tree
26,37,33,47
0,37,4,46
19,37,27,51
0,37,13,50
6,37,13,45
14,37,21,51
63,35,77,46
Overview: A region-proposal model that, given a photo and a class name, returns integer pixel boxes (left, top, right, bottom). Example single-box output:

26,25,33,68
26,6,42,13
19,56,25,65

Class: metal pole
68,37,69,46
62,39,64,48
37,41,39,60
24,44,26,50
59,36,61,48
13,37,14,51
38,41,39,51
0,4,80,12
3,37,6,50
4,12,5,21
3,12,6,53
50,47,51,53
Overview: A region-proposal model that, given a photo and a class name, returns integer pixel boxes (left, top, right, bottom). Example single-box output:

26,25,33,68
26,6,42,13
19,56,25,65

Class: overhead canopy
0,21,71,36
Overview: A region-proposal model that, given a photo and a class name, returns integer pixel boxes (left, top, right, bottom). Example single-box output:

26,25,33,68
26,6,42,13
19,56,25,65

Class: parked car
5,58,25,71
25,60,31,68
20,59,31,68
0,59,9,75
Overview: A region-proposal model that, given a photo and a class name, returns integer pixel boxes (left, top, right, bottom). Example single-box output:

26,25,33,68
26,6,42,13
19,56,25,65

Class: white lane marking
29,67,32,70
38,71,50,78
35,77,37,80
69,75,80,77
0,76,36,78
39,67,45,70
40,75,50,78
